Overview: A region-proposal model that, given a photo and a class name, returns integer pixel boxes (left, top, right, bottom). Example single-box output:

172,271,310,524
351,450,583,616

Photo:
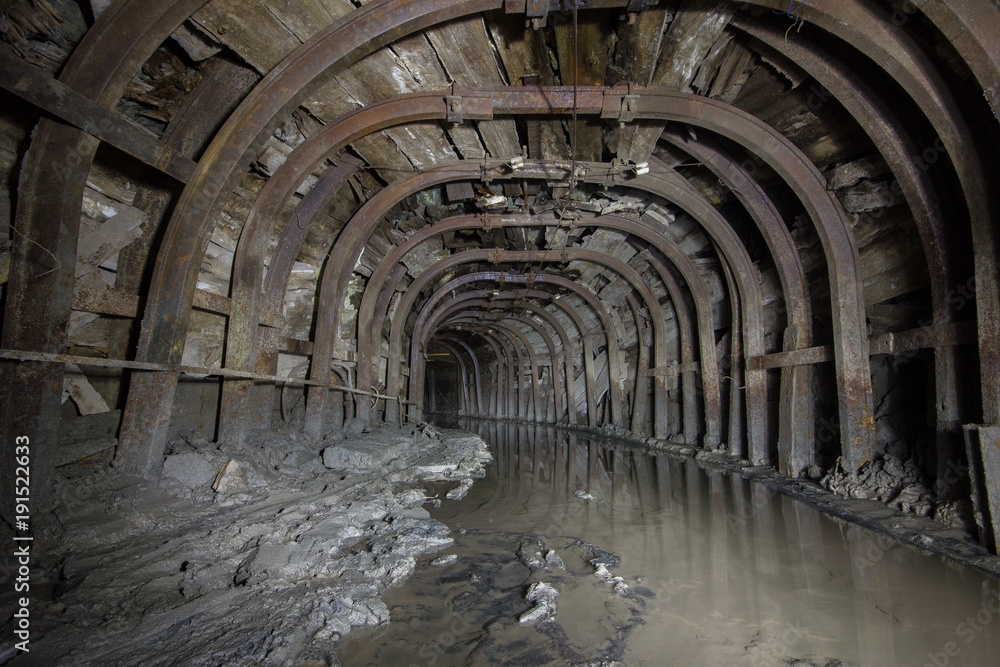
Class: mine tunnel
2,0,1000,664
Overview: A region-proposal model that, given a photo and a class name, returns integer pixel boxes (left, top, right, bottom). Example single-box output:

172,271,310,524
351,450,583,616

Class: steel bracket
526,0,550,29
446,95,463,124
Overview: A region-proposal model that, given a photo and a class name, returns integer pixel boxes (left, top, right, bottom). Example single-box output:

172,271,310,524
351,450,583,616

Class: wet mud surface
340,420,1000,667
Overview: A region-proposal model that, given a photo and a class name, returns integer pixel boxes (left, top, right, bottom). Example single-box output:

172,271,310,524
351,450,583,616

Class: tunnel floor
340,420,1000,667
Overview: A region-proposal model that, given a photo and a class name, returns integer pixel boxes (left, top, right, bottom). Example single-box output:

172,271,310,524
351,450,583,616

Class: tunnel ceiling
2,1,1000,548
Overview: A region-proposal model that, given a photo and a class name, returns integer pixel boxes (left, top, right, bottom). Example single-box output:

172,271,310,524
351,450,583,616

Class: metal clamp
446,95,463,125
627,0,659,11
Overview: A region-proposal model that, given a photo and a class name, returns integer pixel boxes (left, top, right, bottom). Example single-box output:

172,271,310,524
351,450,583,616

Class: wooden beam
72,286,233,318
749,322,977,370
0,50,196,182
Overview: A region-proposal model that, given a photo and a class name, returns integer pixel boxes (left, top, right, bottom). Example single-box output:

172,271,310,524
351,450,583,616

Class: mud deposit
0,424,490,666
340,421,1000,667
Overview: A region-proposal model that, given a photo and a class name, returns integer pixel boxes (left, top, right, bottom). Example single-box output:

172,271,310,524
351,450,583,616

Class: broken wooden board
621,0,733,163
426,16,522,159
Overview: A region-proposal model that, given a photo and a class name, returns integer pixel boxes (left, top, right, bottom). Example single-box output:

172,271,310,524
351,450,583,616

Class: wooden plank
553,10,613,162
63,364,111,416
426,16,522,158
333,47,458,168
391,33,487,159
748,346,833,371
645,362,699,377
750,322,977,370
620,0,733,162
869,321,975,356
487,13,569,160
191,0,302,73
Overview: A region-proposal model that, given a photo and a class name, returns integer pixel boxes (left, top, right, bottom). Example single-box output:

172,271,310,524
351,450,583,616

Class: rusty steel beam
0,348,396,399
1,0,213,505
122,0,507,466
629,244,698,443
736,0,997,467
737,16,964,479
883,0,1000,123
626,294,652,436
357,211,703,435
747,322,976,371
394,248,666,433
398,271,610,428
108,54,259,392
717,244,745,459
0,50,196,181
71,285,234,319
218,155,364,447
424,300,568,424
660,128,814,472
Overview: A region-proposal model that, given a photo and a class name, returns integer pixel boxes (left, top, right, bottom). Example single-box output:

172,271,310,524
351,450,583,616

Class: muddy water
340,422,1000,666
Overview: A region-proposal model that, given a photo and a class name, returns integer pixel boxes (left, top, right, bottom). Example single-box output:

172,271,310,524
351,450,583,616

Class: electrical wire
773,0,809,18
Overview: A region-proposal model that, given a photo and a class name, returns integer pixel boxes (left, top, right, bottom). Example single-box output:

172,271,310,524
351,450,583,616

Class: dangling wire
773,0,809,18
570,0,580,193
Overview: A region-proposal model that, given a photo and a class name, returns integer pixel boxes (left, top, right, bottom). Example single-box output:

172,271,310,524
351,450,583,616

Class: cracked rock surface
11,424,489,666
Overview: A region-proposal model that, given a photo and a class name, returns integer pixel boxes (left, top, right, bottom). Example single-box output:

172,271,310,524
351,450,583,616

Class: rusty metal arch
200,87,864,467
389,248,673,437
418,295,579,424
354,210,719,445
735,0,999,446
659,129,814,471
446,320,536,421
117,0,509,477
432,290,583,426
437,336,484,415
394,269,626,427
121,85,871,470
1,0,215,490
384,273,603,427
311,161,752,449
901,0,1000,123
733,16,965,480
438,315,545,422
455,327,514,420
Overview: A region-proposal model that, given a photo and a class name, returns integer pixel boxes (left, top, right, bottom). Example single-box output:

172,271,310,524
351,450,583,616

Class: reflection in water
341,422,1000,666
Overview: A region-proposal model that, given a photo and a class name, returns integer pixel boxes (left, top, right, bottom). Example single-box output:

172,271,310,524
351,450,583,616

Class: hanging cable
570,0,580,193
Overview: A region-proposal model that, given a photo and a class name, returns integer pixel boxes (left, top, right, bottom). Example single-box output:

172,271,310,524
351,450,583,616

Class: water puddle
340,422,1000,666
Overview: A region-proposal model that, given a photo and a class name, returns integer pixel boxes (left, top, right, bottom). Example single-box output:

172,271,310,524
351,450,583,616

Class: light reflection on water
340,421,1000,666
